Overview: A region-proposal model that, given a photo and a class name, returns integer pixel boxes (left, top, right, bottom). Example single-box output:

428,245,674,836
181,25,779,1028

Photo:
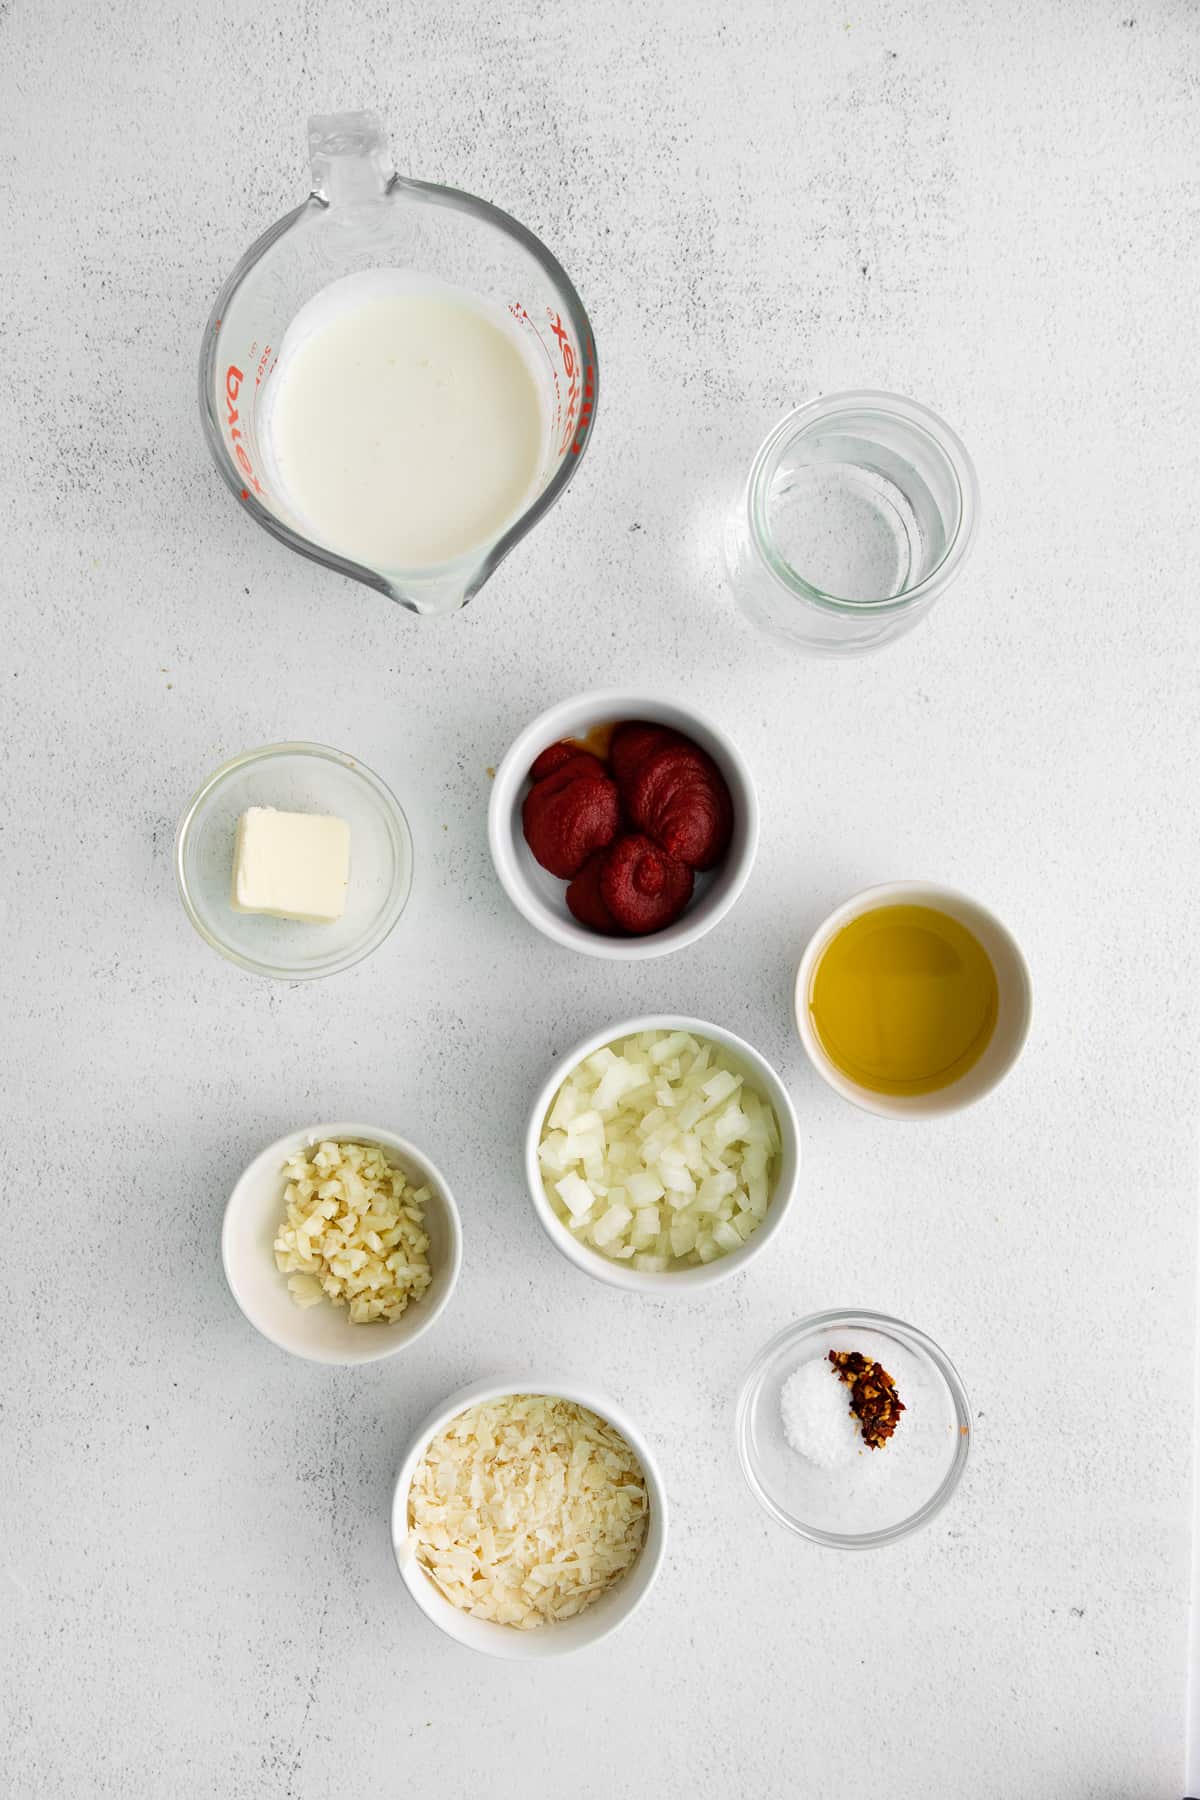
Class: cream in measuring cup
202,113,598,614
259,270,550,571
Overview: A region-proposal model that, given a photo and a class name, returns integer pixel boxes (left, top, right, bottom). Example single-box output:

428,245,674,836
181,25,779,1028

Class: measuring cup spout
377,568,481,617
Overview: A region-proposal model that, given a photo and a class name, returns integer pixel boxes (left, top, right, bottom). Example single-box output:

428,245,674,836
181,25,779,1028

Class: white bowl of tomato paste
487,690,759,960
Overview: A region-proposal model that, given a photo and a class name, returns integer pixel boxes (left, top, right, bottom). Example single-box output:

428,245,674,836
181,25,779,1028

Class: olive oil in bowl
807,903,998,1098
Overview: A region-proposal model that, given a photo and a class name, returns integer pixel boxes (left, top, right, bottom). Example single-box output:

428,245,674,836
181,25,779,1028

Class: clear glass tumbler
725,391,979,655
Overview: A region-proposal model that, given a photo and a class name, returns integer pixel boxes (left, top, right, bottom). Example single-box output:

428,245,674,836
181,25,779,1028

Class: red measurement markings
574,340,595,456
225,364,263,498
549,312,594,456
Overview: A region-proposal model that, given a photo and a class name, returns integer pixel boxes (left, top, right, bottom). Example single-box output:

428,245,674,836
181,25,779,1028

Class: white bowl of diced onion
526,1017,801,1292
390,1376,669,1657
222,1122,462,1365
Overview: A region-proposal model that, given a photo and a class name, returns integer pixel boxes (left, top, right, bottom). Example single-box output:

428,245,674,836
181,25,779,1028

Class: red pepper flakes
829,1350,906,1449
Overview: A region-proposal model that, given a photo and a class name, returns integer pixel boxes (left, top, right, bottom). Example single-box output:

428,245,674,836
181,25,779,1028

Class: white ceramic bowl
487,690,759,960
390,1375,668,1658
222,1122,461,1364
526,1015,801,1292
794,881,1032,1119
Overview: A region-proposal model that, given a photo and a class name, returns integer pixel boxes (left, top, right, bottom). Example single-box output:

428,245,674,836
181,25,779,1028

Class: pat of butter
231,807,350,924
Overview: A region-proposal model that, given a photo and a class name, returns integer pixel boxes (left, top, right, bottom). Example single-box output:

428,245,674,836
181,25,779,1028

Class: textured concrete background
2,1,1199,1795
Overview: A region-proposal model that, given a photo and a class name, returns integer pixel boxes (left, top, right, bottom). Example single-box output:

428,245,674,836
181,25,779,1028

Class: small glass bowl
736,1309,971,1547
175,742,413,980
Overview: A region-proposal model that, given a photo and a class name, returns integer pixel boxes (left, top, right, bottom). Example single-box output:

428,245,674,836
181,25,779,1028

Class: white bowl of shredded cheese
390,1377,669,1657
222,1122,462,1365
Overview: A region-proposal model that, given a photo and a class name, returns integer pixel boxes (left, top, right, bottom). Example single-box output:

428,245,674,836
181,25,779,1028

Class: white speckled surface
2,3,1199,1795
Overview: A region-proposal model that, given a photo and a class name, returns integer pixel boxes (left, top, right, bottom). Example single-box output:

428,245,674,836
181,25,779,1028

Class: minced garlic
273,1139,431,1324
408,1395,649,1629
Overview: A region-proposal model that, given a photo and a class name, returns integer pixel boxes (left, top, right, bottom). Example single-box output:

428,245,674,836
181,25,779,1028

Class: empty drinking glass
725,392,979,655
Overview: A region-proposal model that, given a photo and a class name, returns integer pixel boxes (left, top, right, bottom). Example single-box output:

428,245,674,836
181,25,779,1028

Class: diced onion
539,1030,781,1269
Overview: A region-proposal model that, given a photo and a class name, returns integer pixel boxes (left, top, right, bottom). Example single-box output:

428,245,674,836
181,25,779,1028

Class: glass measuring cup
725,392,979,654
199,113,598,616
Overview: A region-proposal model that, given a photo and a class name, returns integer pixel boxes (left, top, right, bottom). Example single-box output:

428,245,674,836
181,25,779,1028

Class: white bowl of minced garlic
222,1123,462,1365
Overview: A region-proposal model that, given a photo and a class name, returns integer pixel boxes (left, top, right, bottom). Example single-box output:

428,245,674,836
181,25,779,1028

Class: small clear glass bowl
175,742,413,981
736,1309,971,1547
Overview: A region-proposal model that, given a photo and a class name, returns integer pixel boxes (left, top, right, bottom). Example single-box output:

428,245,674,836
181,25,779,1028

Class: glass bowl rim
735,1307,972,1548
746,390,980,615
174,740,413,981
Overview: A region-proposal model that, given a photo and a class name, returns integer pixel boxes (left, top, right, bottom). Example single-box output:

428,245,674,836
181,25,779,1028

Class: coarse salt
780,1356,863,1469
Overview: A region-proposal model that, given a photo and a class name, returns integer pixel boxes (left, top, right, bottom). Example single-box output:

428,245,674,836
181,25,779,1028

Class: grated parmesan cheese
273,1139,432,1324
407,1395,649,1629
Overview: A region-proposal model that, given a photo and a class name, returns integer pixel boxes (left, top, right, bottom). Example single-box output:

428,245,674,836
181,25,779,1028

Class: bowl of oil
794,882,1031,1118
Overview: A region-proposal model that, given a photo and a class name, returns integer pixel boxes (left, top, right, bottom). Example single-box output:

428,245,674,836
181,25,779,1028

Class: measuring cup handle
307,111,395,206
